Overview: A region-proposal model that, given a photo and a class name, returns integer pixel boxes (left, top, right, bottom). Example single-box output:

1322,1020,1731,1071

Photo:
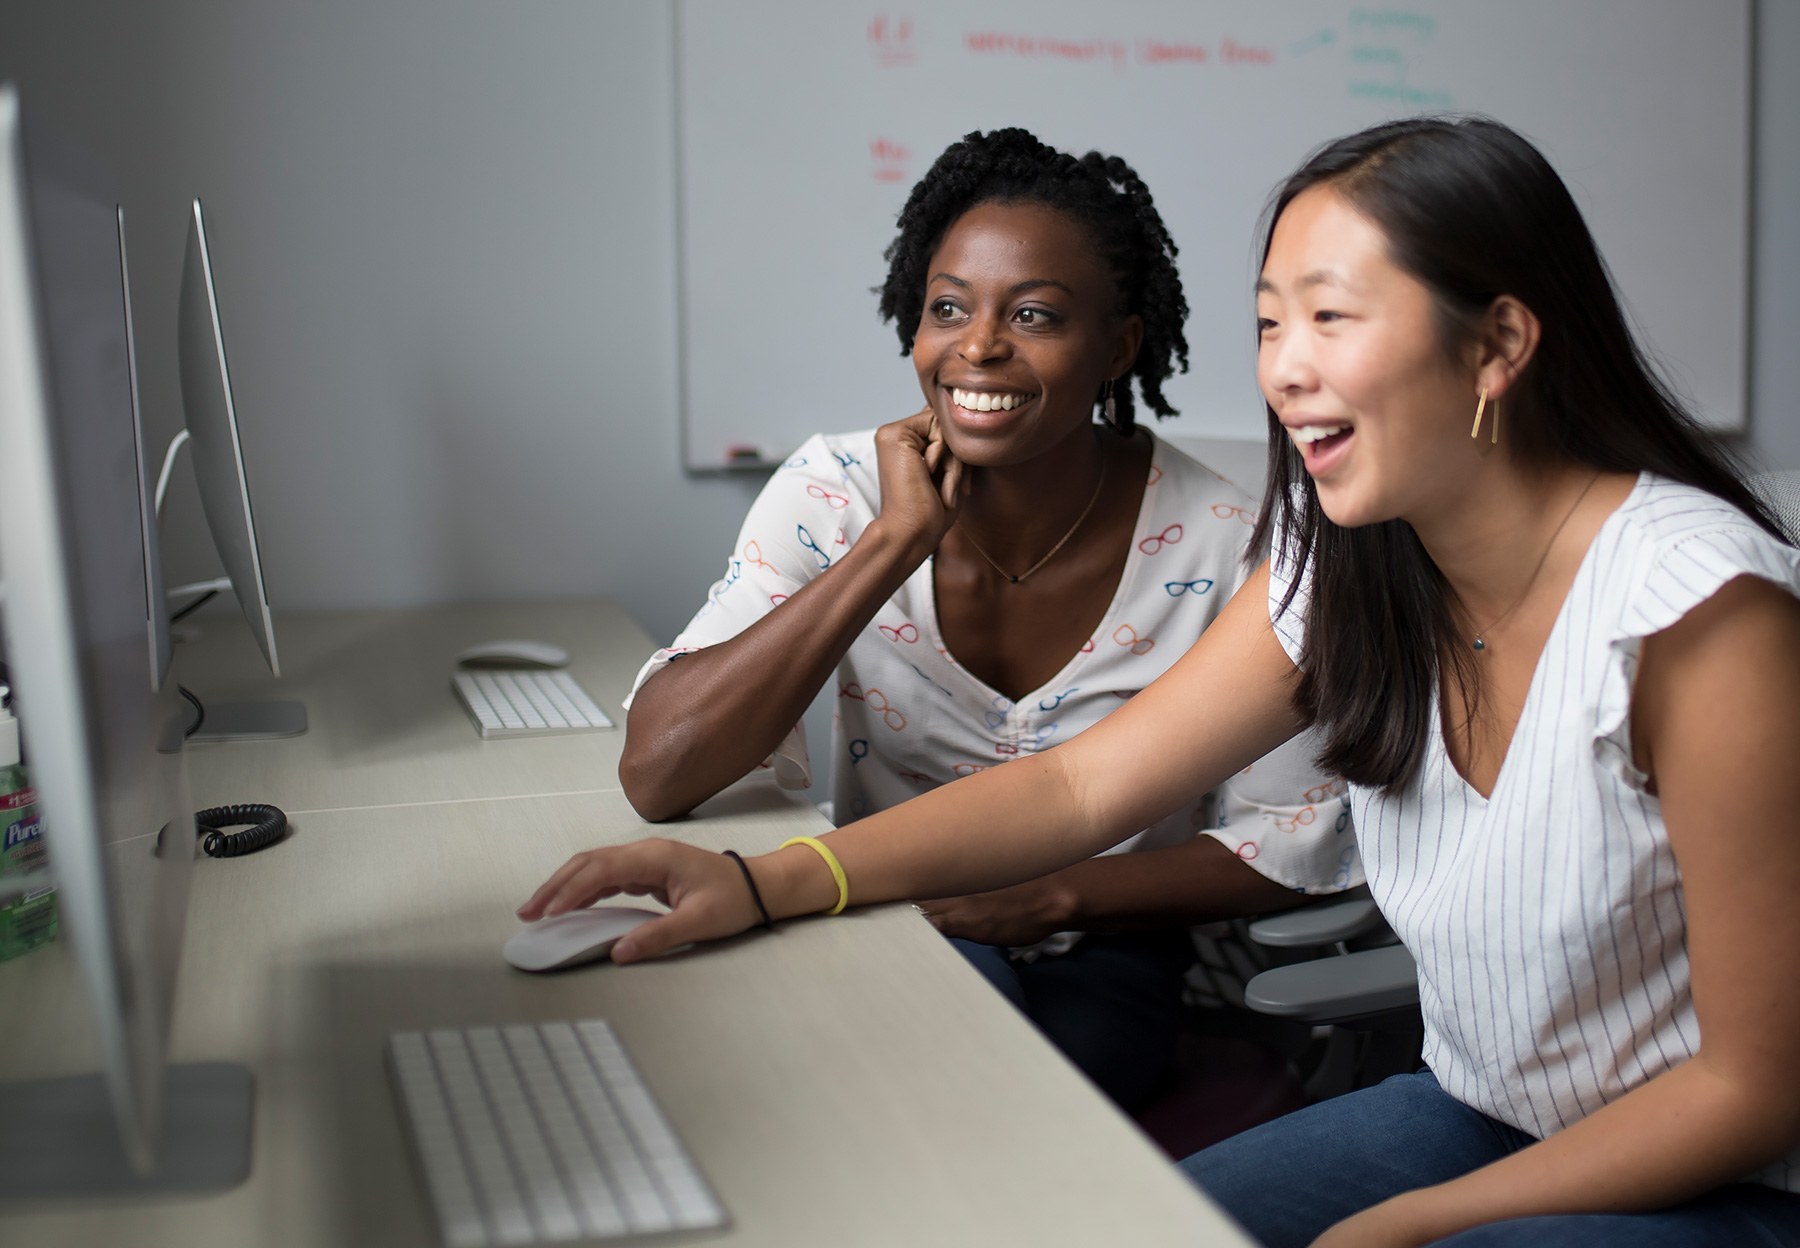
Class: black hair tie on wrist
195,803,287,858
721,849,775,931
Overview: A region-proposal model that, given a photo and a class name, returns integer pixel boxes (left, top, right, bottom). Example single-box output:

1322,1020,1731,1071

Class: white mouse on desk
456,639,570,668
503,906,659,972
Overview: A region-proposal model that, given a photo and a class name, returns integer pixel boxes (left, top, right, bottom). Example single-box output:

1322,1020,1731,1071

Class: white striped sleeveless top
1269,474,1800,1190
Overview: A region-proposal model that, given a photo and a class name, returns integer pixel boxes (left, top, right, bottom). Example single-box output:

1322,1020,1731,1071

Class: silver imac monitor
0,84,251,1195
160,197,304,740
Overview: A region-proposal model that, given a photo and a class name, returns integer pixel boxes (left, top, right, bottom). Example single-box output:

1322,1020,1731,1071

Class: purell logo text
4,815,41,849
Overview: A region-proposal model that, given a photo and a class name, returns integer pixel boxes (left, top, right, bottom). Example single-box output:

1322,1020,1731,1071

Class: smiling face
913,201,1141,467
1256,185,1483,529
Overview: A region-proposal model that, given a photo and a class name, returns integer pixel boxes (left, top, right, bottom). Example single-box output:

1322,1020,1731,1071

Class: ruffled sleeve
622,431,879,790
1199,726,1364,894
1593,511,1800,790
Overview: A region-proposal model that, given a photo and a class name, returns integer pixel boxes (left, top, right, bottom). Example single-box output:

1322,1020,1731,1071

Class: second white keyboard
453,670,615,739
387,1019,727,1246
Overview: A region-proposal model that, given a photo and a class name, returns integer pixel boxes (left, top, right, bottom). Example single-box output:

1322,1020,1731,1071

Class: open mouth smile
950,387,1038,414
1287,422,1355,471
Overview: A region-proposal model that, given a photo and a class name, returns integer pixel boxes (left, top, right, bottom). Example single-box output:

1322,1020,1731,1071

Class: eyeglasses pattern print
679,441,1265,838
1273,806,1316,835
1305,778,1347,804
712,558,744,598
910,663,955,699
743,540,778,574
984,695,1013,729
838,681,906,731
796,524,831,570
1112,623,1154,655
1138,523,1183,555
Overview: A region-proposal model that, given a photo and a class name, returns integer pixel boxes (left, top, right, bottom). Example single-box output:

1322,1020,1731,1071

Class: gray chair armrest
1244,945,1419,1024
1247,888,1383,948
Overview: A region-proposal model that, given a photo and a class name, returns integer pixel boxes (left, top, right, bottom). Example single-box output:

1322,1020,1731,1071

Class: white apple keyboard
453,670,614,739
387,1019,727,1246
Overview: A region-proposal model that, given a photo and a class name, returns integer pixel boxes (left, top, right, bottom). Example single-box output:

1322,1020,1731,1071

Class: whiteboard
676,0,1750,470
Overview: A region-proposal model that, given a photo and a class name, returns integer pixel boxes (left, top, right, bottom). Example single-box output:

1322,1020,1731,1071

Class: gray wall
1751,0,1800,471
0,0,762,647
2,0,1797,657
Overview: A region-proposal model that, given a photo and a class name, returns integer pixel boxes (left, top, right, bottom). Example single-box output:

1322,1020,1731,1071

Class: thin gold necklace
955,451,1109,585
1470,473,1600,652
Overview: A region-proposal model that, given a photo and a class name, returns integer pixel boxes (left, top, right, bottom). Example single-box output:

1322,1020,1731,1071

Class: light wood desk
177,600,650,814
1,601,1251,1247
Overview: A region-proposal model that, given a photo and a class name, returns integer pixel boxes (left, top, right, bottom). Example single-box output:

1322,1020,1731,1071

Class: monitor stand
187,699,307,742
0,1061,254,1197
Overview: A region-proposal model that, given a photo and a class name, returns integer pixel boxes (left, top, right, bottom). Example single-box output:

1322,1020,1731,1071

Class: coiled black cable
195,803,287,858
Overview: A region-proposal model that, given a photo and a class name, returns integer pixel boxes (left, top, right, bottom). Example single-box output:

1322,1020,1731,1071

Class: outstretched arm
914,836,1310,948
1315,574,1800,1248
920,725,1352,944
525,560,1308,960
621,414,962,820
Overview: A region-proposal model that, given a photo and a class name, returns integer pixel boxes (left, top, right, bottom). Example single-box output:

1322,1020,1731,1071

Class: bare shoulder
1633,573,1800,800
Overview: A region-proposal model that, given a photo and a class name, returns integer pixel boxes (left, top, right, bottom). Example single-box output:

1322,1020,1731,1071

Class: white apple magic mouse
456,638,570,668
503,906,659,972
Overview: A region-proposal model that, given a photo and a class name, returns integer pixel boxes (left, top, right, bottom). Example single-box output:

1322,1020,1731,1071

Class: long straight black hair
1250,116,1785,795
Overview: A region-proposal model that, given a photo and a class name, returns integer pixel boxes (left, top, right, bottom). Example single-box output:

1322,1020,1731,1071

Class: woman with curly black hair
616,128,1356,1110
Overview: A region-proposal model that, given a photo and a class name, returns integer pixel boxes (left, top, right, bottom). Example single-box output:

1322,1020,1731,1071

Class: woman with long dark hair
527,117,1800,1244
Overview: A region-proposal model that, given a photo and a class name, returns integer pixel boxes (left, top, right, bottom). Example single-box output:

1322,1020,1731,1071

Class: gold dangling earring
1470,388,1489,440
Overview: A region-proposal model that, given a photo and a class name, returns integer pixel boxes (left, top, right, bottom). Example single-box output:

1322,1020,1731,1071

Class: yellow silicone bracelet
779,836,849,916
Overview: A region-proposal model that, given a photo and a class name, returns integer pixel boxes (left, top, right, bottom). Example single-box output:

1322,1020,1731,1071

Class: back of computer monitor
177,198,279,678
120,206,173,692
0,84,249,1194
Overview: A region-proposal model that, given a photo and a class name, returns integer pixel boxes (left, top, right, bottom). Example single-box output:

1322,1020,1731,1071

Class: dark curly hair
876,128,1189,432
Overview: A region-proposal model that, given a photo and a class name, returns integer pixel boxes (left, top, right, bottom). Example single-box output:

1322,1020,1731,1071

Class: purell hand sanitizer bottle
0,687,56,960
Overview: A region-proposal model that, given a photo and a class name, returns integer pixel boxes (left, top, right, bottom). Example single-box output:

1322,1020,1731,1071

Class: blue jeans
950,930,1193,1111
1180,1071,1800,1247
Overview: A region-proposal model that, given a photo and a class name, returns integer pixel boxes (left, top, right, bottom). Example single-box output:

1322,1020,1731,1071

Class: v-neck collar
919,435,1166,713
1438,472,1650,804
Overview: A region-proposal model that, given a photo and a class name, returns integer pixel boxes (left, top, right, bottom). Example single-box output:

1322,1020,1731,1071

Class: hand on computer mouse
518,838,769,964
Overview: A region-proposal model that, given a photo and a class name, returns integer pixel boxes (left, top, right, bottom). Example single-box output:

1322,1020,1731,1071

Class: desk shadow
282,958,553,1246
278,954,730,1247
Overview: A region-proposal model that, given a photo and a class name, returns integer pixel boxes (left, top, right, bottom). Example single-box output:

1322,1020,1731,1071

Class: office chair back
1752,470,1800,543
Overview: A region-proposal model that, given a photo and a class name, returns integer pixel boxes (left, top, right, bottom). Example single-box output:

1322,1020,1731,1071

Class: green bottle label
1,782,57,959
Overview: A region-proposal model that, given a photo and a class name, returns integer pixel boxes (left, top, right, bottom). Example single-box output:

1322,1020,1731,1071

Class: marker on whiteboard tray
726,444,765,467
